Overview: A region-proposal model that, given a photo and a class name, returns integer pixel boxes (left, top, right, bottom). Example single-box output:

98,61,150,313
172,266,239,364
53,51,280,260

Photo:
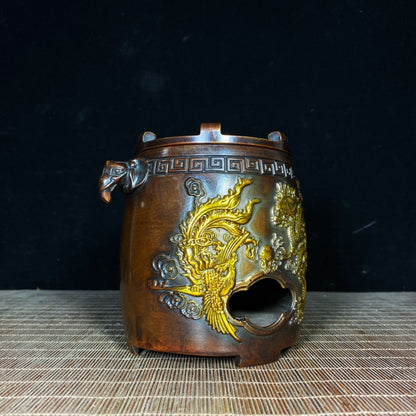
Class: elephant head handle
98,158,148,203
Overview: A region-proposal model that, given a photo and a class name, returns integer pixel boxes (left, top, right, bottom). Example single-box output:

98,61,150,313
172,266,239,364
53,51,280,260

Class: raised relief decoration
98,159,148,203
150,177,260,341
147,156,295,178
260,183,307,322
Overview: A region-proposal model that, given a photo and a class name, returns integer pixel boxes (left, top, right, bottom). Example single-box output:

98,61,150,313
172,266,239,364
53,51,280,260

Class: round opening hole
228,278,293,328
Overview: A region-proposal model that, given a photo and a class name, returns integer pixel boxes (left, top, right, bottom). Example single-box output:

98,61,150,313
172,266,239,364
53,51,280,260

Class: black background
2,1,415,290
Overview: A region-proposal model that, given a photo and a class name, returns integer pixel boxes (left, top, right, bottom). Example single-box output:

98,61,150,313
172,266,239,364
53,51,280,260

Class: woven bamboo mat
0,291,415,416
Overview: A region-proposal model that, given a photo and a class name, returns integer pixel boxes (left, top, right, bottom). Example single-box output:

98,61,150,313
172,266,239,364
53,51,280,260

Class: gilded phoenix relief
150,177,307,340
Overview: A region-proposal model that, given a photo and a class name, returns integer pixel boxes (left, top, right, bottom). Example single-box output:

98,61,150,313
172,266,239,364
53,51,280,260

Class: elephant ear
128,159,148,191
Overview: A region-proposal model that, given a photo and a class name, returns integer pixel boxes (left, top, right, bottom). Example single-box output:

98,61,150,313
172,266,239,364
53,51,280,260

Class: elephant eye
113,167,125,175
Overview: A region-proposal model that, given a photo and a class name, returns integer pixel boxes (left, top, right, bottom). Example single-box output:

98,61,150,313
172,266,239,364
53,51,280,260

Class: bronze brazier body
99,123,307,367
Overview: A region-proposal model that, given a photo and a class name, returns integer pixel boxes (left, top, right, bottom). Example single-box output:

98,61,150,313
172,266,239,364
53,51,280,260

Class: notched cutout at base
228,278,294,333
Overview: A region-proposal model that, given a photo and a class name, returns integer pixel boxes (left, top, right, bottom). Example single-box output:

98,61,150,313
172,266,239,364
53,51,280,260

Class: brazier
99,123,307,366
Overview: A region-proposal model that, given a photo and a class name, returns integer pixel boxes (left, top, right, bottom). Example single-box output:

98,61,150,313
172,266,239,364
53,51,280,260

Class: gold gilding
272,183,307,321
166,177,259,341
151,178,307,339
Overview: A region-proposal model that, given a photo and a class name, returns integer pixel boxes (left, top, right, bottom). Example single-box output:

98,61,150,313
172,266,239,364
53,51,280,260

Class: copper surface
99,123,307,366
